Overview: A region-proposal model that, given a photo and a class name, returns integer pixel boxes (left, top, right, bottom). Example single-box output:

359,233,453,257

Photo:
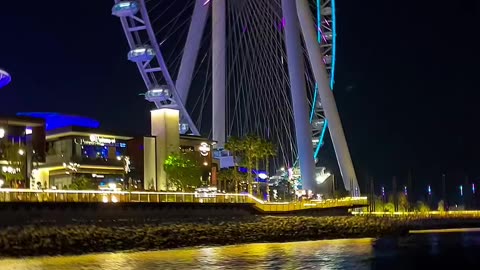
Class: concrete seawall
0,202,353,226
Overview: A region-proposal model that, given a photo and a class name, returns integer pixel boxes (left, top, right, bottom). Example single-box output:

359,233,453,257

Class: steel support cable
248,0,293,143
238,0,289,165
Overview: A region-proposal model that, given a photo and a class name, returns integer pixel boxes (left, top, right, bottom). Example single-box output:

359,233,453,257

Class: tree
0,141,25,187
416,201,430,213
225,136,242,193
164,153,202,191
241,135,259,194
69,175,97,190
217,168,246,192
263,140,276,201
374,196,385,212
437,200,445,212
217,168,234,192
397,192,409,212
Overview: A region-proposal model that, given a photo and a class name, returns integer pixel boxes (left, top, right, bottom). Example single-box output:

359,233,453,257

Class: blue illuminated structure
309,0,337,161
0,69,11,89
16,112,100,131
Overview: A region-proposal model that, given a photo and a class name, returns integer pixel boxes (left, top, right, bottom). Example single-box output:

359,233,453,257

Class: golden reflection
0,239,374,270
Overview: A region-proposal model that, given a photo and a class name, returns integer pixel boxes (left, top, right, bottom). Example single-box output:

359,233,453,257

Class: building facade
0,116,46,188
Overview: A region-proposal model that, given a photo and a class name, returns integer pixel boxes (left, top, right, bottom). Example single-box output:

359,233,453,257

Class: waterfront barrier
0,189,368,213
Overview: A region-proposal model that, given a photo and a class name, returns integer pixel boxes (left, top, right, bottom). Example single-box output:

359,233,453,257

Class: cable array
142,0,324,169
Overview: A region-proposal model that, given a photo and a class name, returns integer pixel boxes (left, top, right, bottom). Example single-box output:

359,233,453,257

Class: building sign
199,142,210,157
75,135,117,146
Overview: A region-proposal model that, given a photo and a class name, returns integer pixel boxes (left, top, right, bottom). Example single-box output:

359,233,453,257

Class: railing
0,189,368,212
352,210,480,217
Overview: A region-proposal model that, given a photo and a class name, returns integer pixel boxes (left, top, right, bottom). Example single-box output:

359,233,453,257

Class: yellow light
18,149,25,156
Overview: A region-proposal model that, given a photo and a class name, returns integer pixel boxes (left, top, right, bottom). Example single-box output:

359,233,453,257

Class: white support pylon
176,0,210,104
282,0,316,192
296,0,359,193
212,0,227,148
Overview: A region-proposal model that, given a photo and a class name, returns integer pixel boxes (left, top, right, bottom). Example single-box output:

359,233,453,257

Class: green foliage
69,175,97,190
397,193,409,212
438,200,445,212
217,168,246,192
374,196,385,212
416,201,430,213
384,202,395,213
224,135,277,195
164,153,202,191
0,141,25,186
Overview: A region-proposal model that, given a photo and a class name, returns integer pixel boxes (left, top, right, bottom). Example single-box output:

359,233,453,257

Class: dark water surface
2,233,480,269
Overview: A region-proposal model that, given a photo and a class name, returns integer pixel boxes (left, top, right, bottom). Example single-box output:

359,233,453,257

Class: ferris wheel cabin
112,1,139,17
128,46,155,62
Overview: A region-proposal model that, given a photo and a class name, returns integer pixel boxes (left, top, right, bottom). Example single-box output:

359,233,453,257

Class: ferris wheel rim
113,0,200,135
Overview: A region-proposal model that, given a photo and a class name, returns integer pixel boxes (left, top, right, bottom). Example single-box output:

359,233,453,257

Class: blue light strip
309,83,318,123
314,120,328,157
330,0,337,90
312,0,336,161
316,0,321,43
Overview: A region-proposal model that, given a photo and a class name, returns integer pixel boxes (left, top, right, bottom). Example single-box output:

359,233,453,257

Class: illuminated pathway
0,189,367,213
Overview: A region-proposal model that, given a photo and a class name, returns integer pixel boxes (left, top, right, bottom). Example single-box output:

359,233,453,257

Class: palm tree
239,134,263,195
263,140,276,201
252,138,265,197
225,136,242,193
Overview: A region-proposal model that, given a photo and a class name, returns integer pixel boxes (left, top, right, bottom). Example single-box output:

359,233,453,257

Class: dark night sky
0,1,479,194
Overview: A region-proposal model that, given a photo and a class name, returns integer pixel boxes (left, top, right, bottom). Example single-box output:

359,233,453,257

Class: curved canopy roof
16,112,100,131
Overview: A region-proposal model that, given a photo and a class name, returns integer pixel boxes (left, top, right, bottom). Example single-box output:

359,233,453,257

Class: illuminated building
15,112,213,190
39,126,133,189
0,116,46,188
131,109,214,191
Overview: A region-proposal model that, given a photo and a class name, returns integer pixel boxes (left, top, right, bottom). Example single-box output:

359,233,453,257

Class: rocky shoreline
1,216,480,257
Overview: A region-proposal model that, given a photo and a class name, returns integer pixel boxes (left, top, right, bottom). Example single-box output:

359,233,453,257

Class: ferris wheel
111,0,358,192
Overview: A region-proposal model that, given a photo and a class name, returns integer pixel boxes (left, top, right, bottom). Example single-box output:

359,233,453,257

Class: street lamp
0,128,4,139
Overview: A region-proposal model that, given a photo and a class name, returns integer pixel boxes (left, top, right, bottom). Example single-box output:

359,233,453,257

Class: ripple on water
0,239,375,270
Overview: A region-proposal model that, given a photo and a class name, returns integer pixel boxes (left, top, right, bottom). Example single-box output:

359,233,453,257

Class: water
2,233,480,269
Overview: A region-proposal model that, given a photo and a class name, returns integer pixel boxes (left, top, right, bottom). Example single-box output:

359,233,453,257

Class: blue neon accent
316,0,321,43
311,0,336,161
17,112,100,131
330,0,337,90
309,83,318,123
314,120,328,158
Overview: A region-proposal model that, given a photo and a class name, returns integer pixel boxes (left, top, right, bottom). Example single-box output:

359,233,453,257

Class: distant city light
404,186,408,196
381,186,385,197
25,128,32,135
473,183,476,194
460,185,463,196
428,185,432,196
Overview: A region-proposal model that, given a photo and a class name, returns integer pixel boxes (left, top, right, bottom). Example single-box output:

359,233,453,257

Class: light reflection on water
0,238,374,270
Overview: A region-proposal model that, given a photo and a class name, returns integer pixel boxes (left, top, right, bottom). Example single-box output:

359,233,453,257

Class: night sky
0,1,478,195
